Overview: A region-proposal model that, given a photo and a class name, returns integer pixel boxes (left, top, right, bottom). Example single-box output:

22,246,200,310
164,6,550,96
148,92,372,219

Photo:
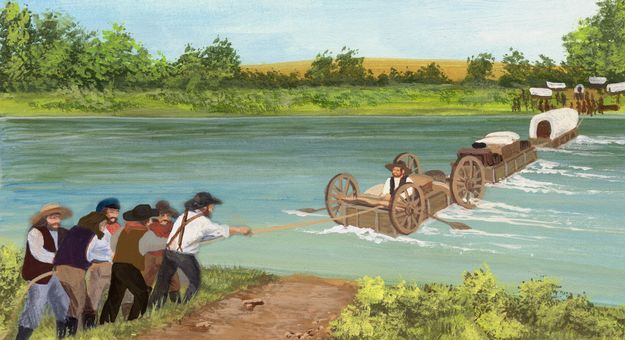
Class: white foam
282,209,325,217
492,175,575,195
570,165,592,171
491,243,523,250
304,225,498,254
574,135,625,145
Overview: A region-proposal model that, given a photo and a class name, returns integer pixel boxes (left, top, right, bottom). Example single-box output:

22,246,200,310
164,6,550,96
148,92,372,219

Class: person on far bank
148,192,251,308
99,204,159,325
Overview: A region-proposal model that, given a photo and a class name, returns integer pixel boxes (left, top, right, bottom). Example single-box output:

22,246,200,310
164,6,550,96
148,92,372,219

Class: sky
21,0,599,64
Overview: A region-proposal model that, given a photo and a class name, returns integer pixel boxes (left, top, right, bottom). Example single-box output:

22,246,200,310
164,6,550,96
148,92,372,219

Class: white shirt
27,228,58,264
86,229,113,263
166,210,230,255
382,176,414,196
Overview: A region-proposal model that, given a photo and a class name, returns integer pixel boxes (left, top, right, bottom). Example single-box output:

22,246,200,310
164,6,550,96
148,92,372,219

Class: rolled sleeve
27,229,56,264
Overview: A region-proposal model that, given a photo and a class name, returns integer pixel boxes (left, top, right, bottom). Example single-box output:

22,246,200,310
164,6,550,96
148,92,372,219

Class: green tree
563,0,625,81
527,54,566,86
305,50,335,85
499,48,530,87
414,62,450,84
465,52,495,83
334,46,366,84
0,1,35,90
168,38,241,91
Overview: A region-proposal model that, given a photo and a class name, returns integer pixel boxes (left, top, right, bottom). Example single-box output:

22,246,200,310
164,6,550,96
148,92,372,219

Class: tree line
2,0,625,92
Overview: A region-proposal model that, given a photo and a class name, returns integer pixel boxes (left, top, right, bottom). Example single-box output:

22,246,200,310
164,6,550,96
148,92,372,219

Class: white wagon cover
529,88,553,97
529,108,579,140
546,81,566,89
589,76,607,85
607,82,625,93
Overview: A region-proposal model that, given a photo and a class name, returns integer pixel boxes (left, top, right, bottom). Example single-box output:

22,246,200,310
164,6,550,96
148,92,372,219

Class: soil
138,275,357,340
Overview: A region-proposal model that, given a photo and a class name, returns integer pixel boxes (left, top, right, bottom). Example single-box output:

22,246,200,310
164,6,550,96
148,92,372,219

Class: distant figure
561,93,567,107
576,100,582,113
581,100,587,115
598,96,604,114
570,101,574,109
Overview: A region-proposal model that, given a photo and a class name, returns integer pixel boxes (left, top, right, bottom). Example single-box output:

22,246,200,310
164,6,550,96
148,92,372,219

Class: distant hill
242,58,505,82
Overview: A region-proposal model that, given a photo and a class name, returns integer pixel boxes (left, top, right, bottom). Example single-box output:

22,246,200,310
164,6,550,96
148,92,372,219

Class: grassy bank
0,244,275,339
0,85,525,117
331,266,625,340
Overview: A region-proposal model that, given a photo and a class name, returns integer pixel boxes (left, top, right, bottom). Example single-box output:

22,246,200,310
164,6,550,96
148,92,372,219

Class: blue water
1,115,624,305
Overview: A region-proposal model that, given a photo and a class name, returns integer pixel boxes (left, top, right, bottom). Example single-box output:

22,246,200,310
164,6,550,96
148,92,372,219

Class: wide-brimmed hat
155,200,179,218
31,203,73,225
384,160,410,173
122,204,159,222
96,197,120,212
184,192,222,210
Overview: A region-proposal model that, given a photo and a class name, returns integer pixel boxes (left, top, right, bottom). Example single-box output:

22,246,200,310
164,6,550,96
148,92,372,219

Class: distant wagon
451,131,537,205
529,108,579,148
324,153,483,236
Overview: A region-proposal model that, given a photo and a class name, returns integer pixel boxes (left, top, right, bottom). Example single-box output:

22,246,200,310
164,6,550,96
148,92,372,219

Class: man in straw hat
340,160,414,208
148,192,251,308
16,203,72,340
54,211,108,336
100,204,160,324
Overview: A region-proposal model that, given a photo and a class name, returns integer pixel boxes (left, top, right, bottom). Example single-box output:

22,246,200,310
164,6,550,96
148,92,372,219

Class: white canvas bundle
485,131,520,140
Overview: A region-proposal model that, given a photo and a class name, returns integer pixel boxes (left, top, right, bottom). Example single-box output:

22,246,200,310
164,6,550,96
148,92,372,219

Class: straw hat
31,203,72,225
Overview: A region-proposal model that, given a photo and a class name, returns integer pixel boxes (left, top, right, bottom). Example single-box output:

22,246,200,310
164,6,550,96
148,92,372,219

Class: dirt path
139,275,357,340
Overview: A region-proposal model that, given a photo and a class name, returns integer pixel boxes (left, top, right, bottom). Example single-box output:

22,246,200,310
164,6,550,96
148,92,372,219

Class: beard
107,217,117,224
203,211,212,219
48,223,61,229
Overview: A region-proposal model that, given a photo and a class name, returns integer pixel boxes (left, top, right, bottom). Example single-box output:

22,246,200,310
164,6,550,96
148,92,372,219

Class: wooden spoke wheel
389,183,426,234
325,173,360,224
451,156,486,209
393,152,421,175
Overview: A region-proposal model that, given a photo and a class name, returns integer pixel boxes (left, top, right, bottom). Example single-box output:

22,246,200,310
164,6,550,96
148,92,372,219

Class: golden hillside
242,58,505,82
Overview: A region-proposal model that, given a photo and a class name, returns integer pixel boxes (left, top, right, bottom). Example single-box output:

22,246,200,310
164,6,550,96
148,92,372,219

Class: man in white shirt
341,161,414,208
17,204,72,340
148,192,251,307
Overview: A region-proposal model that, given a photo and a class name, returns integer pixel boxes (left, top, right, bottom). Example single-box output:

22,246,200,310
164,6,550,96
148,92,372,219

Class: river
1,115,624,304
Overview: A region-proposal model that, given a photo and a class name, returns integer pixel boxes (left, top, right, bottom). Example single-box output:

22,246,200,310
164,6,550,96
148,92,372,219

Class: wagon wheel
393,152,421,175
389,183,426,234
451,156,486,209
325,173,360,224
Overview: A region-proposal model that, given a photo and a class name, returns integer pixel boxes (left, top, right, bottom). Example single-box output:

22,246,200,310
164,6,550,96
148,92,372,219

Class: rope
198,205,383,245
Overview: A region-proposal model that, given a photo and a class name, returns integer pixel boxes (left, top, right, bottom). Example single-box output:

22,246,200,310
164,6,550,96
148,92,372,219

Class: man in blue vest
16,204,72,340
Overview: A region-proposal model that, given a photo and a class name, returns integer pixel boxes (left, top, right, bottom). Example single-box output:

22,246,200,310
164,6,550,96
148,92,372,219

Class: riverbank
0,85,523,117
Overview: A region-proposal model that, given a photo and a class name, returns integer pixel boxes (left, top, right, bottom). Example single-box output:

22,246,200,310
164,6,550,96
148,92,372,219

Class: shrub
0,244,26,331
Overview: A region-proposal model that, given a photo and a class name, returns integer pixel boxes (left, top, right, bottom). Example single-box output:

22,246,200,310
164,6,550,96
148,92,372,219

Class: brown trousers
55,265,94,318
143,253,180,291
86,262,112,312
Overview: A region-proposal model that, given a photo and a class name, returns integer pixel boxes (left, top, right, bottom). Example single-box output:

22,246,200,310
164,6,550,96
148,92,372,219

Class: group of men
16,192,251,340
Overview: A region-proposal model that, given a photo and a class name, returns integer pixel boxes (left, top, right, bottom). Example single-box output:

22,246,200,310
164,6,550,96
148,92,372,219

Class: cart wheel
389,183,426,234
451,156,486,209
325,173,360,224
393,152,421,175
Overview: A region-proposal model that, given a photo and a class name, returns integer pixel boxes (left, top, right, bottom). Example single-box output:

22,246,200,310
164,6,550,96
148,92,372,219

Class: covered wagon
324,153,482,236
529,108,579,148
451,131,537,207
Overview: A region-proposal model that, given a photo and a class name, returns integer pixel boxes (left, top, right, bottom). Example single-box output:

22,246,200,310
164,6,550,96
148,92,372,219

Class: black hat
123,204,159,222
184,192,222,210
384,160,410,173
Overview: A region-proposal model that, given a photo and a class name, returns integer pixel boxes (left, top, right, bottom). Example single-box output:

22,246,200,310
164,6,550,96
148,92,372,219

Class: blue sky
22,0,598,64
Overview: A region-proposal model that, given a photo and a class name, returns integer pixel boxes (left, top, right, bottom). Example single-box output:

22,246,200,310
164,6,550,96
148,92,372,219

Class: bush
0,244,26,332
29,88,136,112
331,266,625,340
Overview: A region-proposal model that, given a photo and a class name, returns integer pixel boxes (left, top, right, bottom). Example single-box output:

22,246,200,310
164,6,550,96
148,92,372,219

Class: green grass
0,85,550,117
2,266,275,340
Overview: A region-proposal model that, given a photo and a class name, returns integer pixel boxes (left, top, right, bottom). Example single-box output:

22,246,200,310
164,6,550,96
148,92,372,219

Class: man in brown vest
99,204,159,324
16,204,72,340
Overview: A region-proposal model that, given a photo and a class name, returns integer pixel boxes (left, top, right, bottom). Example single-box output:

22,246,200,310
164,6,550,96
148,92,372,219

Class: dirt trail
139,275,357,340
